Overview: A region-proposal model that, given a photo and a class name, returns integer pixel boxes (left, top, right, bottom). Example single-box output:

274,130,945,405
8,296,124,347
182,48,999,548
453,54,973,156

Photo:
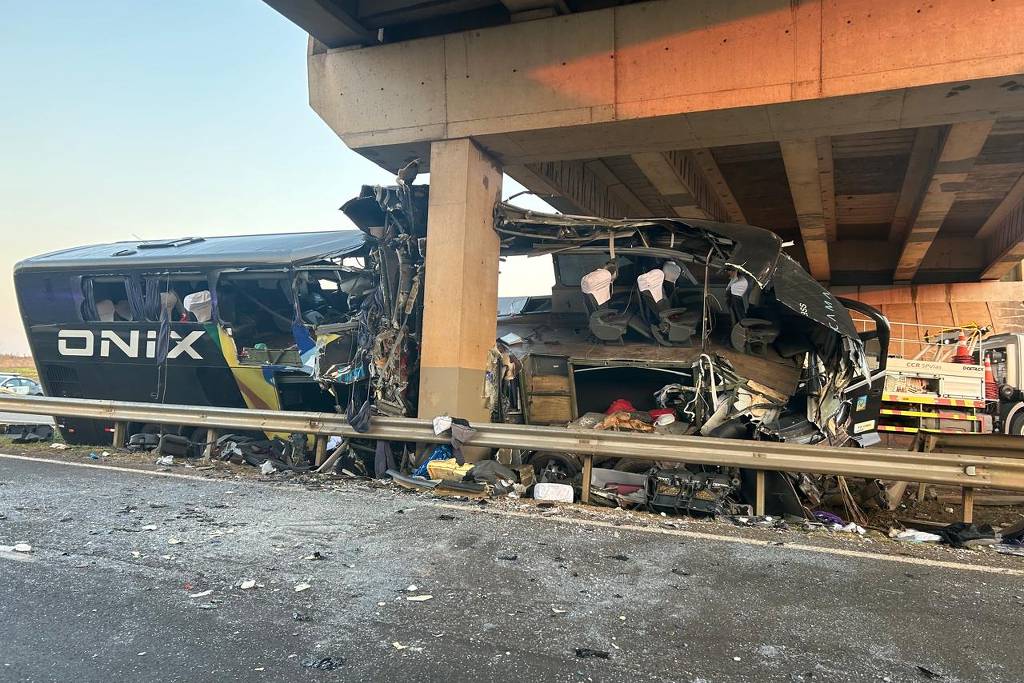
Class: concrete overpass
264,0,1024,419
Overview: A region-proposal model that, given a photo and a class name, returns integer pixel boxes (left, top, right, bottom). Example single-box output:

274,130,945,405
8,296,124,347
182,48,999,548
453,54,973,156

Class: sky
0,0,554,355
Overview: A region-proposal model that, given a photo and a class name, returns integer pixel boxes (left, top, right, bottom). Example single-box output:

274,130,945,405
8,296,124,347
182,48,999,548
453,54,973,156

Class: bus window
216,273,295,352
83,277,132,322
145,277,209,322
14,273,83,325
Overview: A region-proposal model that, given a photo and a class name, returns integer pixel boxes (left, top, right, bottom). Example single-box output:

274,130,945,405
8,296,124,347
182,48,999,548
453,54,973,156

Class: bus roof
15,230,368,273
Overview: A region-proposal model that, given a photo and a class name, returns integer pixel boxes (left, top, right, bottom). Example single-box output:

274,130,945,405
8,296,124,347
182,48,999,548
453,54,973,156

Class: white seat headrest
662,261,682,284
183,290,213,323
160,291,179,311
96,299,115,322
637,269,666,303
114,300,131,321
581,268,614,306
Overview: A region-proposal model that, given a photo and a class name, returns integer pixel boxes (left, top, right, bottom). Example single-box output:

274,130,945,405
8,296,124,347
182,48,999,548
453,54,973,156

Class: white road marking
5,452,1021,576
0,547,36,563
437,503,1024,577
0,452,232,485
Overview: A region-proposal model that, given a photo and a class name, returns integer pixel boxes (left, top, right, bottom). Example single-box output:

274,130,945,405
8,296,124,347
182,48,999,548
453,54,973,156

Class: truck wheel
1005,403,1024,436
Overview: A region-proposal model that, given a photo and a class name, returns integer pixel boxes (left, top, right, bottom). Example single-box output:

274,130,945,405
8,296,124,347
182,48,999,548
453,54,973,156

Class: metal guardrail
1,395,1023,519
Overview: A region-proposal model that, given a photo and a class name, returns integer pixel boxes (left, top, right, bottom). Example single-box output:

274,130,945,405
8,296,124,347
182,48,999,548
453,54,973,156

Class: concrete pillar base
416,139,502,455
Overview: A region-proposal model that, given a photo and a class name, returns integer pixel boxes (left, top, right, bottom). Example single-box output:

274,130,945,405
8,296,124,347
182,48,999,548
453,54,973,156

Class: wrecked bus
15,179,888,506
13,183,428,446
484,204,891,490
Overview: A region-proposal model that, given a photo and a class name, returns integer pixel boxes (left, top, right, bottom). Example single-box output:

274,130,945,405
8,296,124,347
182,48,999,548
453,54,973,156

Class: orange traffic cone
984,354,998,400
953,331,974,364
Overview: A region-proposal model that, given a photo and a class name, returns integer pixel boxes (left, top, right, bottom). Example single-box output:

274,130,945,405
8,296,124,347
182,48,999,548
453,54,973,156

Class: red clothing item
605,399,637,415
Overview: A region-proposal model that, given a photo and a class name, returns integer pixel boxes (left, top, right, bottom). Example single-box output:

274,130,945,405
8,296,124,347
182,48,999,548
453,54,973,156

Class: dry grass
0,355,38,380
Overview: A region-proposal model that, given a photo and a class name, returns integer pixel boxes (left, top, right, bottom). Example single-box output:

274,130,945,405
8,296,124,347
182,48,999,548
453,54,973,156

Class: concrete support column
417,138,502,425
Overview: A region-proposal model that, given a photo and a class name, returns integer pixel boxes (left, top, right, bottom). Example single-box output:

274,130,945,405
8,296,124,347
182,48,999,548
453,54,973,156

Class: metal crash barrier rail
2,395,1024,520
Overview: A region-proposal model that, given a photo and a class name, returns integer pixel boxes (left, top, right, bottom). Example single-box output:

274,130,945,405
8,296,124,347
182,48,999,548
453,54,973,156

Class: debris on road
294,582,312,592
12,543,32,553
575,648,610,659
892,529,942,543
406,594,433,602
189,589,213,598
240,580,256,590
302,656,343,671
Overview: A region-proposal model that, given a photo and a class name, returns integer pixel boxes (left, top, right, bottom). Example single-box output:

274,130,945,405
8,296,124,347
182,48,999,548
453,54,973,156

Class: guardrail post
755,470,766,516
112,422,127,449
580,453,593,504
962,486,975,523
202,429,218,462
314,435,328,467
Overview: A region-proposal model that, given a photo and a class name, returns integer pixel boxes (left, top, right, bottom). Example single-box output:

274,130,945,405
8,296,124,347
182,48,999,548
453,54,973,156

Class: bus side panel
28,322,247,445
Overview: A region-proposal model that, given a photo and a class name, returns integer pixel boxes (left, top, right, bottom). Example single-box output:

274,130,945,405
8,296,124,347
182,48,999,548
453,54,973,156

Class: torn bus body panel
491,203,887,450
334,183,428,426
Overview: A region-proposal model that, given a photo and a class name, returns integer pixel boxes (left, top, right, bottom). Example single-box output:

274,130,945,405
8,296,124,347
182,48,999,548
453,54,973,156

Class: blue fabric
155,304,171,364
292,319,316,355
125,276,147,321
412,444,453,478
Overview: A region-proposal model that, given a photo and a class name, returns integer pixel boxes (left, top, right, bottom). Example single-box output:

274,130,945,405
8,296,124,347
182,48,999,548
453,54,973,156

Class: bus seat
114,300,131,321
637,268,697,346
581,267,628,341
183,290,213,323
96,299,115,322
160,291,181,320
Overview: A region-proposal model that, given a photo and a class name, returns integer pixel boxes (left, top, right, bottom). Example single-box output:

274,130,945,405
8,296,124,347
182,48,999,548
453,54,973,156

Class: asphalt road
1,454,1022,683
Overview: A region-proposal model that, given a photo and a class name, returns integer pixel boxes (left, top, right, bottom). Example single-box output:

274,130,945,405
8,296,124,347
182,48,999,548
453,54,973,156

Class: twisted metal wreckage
329,179,891,517
14,169,891,517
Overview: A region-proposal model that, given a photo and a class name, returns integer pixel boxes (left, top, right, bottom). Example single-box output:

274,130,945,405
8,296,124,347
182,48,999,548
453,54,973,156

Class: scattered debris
260,460,277,475
240,580,257,590
936,522,998,549
294,582,312,592
496,553,518,561
167,538,183,545
534,483,574,504
575,648,610,660
12,543,32,553
50,442,71,450
916,665,943,679
892,529,942,543
155,455,174,467
189,590,213,598
406,594,433,602
302,656,343,671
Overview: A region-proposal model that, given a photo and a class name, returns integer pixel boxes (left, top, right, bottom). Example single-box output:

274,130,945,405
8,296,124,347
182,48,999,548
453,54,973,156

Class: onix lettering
57,330,205,360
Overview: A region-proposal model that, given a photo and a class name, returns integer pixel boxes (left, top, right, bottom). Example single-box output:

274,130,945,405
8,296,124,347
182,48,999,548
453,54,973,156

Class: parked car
0,374,43,396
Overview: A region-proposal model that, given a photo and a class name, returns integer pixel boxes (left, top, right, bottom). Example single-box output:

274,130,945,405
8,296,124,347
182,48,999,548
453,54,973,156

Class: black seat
637,269,698,346
725,272,779,356
581,267,630,342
